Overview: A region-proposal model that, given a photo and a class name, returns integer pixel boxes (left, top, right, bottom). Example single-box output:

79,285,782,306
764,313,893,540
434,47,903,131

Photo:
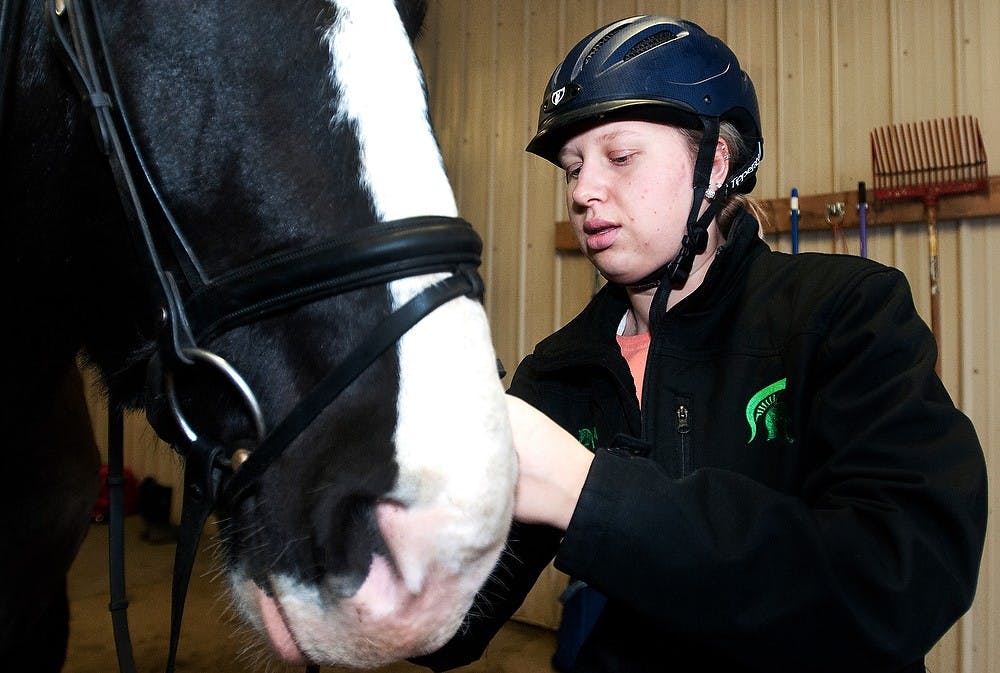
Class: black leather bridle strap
46,0,207,364
165,438,224,673
221,267,483,508
46,0,208,293
186,216,482,344
107,406,138,673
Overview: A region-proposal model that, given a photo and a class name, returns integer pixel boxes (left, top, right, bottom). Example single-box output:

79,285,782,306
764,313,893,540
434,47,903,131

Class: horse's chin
247,555,471,667
231,497,510,668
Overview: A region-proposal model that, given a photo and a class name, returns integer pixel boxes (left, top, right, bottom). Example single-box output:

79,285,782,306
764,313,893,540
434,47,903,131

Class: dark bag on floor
552,580,606,672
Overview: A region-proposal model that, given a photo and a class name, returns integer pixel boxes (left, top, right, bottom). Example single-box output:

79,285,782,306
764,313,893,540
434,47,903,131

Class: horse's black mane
395,0,427,42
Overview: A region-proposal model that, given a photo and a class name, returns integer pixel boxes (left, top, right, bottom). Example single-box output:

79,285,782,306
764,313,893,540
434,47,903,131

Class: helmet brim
525,100,703,165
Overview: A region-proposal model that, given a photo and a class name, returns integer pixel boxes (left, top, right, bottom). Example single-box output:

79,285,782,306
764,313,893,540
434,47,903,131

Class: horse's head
45,0,514,666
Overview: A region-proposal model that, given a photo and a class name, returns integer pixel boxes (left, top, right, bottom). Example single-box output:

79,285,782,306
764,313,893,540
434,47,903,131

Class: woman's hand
505,395,594,530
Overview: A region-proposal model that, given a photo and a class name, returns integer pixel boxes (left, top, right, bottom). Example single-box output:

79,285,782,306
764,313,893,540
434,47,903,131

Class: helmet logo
542,83,581,113
729,140,763,190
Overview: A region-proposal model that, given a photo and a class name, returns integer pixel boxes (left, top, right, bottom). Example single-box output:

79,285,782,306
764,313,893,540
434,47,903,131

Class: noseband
47,2,485,672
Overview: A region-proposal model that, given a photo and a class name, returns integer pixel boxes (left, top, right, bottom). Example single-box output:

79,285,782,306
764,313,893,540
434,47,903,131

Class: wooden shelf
555,175,999,252
757,174,1000,236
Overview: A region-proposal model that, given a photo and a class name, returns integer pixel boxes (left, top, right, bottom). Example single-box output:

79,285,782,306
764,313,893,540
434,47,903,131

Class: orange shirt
616,332,651,406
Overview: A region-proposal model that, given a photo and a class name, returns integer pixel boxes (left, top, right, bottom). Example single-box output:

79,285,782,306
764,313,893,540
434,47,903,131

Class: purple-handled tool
857,181,868,258
790,188,799,254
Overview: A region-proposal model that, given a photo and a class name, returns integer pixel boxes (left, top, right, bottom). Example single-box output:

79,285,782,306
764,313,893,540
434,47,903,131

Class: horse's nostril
304,494,382,586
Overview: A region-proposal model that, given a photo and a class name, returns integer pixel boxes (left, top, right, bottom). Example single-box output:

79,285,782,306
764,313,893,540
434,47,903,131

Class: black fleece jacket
417,210,987,673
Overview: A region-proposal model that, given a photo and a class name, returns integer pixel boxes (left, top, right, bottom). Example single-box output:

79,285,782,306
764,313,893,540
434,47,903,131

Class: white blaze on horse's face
227,0,516,666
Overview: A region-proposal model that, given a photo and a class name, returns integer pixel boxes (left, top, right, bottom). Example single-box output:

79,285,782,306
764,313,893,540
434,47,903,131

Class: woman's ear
712,137,731,186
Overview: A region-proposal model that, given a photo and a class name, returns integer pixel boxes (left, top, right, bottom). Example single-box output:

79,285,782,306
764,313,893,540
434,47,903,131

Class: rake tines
871,115,988,205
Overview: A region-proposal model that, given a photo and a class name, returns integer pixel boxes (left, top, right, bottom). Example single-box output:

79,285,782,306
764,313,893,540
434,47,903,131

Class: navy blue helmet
526,16,762,197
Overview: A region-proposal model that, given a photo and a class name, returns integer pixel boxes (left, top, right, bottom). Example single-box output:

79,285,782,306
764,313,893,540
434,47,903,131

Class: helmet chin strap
633,118,724,332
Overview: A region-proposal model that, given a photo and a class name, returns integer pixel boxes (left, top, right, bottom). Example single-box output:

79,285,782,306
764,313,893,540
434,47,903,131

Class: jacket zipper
676,400,691,475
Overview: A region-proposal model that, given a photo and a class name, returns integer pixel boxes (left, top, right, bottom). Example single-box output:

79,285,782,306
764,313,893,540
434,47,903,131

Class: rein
47,2,485,672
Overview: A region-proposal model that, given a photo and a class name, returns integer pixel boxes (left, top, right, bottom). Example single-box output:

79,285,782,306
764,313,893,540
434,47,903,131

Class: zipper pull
676,405,690,434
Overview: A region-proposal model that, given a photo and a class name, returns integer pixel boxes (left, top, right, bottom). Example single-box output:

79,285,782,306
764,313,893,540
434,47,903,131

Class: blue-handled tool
790,188,800,254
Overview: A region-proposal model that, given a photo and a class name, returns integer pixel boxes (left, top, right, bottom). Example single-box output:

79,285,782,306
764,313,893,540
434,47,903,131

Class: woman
415,16,987,673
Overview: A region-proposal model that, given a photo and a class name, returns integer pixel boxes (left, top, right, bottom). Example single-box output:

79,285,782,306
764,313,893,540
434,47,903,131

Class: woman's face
559,120,703,286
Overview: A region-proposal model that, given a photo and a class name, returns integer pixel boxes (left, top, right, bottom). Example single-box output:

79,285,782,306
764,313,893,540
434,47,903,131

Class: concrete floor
65,517,558,673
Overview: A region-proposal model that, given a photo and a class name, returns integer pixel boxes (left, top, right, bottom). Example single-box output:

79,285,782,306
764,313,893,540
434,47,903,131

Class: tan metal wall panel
491,1,530,368
957,0,1000,148
831,1,893,189
954,215,1000,673
890,0,957,121
777,1,837,194
524,2,566,349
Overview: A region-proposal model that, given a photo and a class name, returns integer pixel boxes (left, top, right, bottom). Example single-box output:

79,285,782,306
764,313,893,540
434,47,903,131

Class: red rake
870,115,989,374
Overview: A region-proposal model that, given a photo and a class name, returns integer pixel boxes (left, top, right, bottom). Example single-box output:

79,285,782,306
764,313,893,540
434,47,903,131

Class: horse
0,1,515,670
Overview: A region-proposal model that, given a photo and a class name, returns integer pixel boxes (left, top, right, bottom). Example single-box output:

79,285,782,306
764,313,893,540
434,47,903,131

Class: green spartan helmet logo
577,427,598,450
745,378,794,444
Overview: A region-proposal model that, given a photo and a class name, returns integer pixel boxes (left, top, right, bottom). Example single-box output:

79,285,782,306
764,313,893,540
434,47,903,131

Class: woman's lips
585,223,620,252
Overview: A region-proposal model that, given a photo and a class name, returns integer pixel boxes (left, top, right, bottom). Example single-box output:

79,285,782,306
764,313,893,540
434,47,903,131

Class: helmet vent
623,30,680,61
583,26,628,66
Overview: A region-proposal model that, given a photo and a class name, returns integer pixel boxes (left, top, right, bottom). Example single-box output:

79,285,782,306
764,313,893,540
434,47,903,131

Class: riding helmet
525,15,763,198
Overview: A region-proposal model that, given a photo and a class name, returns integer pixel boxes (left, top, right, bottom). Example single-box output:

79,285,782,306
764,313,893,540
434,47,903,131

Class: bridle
46,2,486,672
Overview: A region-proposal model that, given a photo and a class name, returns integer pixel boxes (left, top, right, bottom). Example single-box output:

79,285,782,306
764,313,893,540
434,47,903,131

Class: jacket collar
530,208,768,367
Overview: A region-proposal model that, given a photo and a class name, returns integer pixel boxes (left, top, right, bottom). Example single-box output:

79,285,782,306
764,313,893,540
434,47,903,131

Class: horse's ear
394,0,427,43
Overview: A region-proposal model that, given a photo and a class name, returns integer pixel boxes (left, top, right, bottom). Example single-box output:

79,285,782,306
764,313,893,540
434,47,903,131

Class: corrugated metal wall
415,0,999,670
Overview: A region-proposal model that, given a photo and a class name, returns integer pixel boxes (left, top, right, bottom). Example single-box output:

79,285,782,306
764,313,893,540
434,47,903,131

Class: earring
705,182,722,200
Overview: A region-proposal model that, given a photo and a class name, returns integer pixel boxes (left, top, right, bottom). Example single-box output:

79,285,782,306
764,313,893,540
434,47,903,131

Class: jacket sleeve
410,357,563,671
554,267,988,672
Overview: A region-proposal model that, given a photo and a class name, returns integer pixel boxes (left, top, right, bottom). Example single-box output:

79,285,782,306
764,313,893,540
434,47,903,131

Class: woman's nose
570,165,608,207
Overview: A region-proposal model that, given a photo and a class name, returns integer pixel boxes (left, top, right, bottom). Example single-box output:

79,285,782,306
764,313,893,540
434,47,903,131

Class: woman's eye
562,152,634,182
